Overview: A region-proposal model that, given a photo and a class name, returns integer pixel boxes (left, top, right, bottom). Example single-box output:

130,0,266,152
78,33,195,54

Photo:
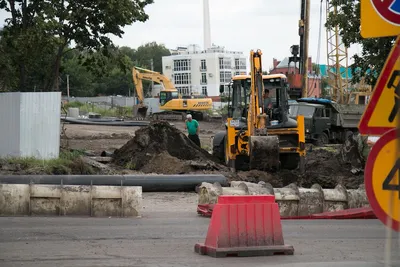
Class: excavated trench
112,121,364,189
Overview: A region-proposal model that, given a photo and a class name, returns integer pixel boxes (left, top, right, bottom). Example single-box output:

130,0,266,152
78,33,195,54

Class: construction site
0,0,399,266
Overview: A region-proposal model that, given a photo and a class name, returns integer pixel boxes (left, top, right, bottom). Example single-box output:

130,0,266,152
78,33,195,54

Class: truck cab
289,98,365,145
289,102,331,144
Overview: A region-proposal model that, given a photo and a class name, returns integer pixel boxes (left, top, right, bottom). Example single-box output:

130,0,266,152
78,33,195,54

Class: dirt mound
112,121,225,173
233,146,363,189
299,146,364,189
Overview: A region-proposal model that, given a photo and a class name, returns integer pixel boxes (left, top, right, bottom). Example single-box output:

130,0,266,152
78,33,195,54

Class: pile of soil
299,146,364,189
232,145,364,189
112,121,226,174
112,121,363,189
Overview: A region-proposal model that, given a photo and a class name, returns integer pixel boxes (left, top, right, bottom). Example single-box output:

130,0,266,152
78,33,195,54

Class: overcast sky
0,0,361,70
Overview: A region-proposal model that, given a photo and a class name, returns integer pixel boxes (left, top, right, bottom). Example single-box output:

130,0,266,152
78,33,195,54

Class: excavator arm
247,50,280,170
132,66,176,95
131,66,177,119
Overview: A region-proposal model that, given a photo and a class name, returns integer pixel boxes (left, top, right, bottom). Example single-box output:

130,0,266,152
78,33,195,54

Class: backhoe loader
212,50,306,171
132,66,213,121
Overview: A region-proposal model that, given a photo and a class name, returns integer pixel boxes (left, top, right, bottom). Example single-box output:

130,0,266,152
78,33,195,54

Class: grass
62,101,133,118
0,150,95,175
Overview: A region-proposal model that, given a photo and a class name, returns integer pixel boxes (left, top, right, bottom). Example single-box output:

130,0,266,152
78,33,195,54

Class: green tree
132,42,171,72
325,0,396,86
0,0,154,91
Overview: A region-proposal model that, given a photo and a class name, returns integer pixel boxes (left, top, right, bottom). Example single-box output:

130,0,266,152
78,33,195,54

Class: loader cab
159,90,179,106
223,74,295,128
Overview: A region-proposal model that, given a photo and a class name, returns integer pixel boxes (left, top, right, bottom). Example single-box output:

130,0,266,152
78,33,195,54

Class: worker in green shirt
184,114,201,147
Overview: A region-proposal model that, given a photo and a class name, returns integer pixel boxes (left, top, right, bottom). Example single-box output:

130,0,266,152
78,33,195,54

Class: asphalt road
0,212,399,267
0,193,399,267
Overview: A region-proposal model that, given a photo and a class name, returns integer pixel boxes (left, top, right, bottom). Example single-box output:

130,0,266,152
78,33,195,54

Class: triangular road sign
358,36,400,136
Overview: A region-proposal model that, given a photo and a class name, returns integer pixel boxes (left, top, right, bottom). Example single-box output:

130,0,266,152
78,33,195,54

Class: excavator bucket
248,135,280,171
133,104,148,119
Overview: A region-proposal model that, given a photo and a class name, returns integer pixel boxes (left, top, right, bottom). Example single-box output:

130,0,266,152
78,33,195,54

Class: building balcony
200,79,207,85
199,67,207,72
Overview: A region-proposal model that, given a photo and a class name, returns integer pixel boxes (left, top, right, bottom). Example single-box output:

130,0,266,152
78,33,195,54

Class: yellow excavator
132,66,213,121
212,49,306,171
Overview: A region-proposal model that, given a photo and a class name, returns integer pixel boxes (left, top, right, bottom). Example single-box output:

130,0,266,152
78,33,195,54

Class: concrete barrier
198,181,369,217
0,184,142,217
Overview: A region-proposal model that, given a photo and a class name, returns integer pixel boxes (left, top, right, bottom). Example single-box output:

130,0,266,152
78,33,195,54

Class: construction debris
197,181,368,218
112,121,226,174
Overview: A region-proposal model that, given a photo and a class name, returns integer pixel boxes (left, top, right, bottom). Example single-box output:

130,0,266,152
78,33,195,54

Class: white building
162,44,247,97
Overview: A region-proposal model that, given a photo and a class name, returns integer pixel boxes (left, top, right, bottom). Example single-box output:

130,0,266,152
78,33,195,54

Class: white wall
0,92,61,159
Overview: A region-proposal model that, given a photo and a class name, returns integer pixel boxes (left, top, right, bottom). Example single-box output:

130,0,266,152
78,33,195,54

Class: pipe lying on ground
198,181,368,217
61,117,150,127
0,174,228,192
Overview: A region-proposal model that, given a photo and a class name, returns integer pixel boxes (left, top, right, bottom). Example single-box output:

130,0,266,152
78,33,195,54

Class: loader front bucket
133,105,148,119
249,135,280,171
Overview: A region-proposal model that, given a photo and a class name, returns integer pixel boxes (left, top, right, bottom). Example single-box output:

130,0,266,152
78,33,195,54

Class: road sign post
364,128,400,232
358,36,400,136
361,0,400,38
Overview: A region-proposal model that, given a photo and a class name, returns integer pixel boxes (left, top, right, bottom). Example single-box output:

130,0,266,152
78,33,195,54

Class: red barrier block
194,195,294,258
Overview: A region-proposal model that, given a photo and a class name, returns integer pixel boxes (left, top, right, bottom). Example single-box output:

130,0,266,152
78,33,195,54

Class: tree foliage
0,0,153,91
58,43,170,97
325,0,396,86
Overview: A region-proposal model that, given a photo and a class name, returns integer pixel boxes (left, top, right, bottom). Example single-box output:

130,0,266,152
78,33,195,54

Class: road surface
0,193,399,267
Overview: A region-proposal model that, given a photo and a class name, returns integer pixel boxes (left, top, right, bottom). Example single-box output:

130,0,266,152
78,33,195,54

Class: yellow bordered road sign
365,128,400,232
361,0,400,38
358,36,400,136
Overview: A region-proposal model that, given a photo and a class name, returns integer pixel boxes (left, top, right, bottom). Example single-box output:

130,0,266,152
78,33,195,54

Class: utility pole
66,74,70,99
150,59,154,96
301,0,310,98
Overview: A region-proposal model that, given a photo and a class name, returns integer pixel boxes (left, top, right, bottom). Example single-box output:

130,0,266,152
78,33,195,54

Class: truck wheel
316,132,329,146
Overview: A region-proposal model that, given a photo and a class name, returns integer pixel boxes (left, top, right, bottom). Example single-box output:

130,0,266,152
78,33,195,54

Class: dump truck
289,97,365,145
132,66,213,121
212,49,306,171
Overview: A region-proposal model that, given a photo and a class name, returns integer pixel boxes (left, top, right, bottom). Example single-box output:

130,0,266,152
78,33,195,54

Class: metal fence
62,96,137,108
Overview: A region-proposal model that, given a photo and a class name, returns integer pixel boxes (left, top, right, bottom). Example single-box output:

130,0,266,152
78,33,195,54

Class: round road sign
365,128,400,232
371,0,400,25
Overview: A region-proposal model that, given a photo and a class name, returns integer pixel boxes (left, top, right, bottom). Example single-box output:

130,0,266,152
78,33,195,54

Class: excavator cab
159,90,179,106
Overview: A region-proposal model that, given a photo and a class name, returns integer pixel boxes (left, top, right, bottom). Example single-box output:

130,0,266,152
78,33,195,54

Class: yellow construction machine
132,66,213,121
212,50,306,171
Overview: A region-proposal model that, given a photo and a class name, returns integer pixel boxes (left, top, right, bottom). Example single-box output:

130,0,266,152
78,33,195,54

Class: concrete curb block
198,181,368,217
0,184,142,217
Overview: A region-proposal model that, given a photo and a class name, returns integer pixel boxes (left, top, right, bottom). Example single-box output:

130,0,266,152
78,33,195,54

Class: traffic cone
194,195,294,257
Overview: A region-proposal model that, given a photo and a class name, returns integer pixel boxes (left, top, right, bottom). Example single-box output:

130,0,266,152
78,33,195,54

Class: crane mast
325,0,349,103
297,0,349,102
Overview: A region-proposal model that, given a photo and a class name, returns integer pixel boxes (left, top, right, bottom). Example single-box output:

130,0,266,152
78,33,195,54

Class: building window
176,86,190,95
219,57,232,69
201,73,207,84
235,58,247,70
173,59,191,71
202,86,208,96
174,73,191,85
235,71,240,76
200,59,207,71
220,71,232,83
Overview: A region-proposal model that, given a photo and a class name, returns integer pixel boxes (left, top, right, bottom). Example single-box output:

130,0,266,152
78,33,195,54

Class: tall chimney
203,0,211,50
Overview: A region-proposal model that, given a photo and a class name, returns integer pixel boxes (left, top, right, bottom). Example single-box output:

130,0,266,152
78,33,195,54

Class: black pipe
0,174,228,192
61,117,150,127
